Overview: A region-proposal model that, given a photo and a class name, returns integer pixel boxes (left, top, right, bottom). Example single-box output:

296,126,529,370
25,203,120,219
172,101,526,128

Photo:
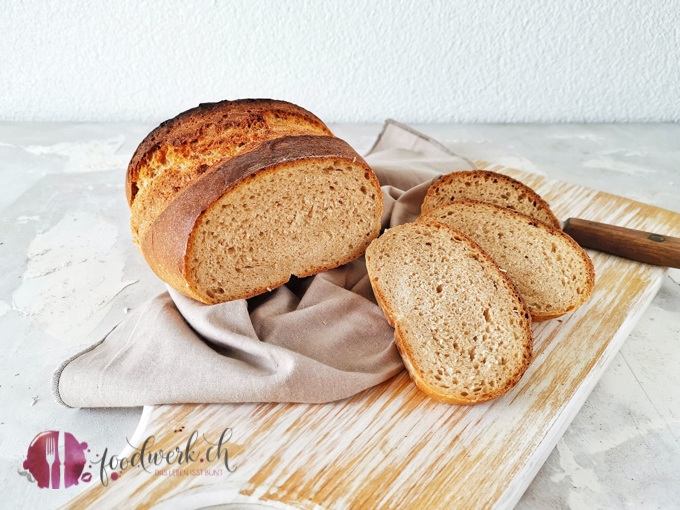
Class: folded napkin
53,120,475,408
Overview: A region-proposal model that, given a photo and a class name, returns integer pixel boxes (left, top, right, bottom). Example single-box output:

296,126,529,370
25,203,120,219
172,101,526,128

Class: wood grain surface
62,163,680,510
563,217,680,268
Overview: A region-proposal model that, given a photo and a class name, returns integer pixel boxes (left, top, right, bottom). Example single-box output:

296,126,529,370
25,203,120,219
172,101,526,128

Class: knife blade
58,431,66,489
563,218,680,268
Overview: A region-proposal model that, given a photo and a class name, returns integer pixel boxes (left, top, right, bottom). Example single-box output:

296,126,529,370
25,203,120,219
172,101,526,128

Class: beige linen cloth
53,121,475,408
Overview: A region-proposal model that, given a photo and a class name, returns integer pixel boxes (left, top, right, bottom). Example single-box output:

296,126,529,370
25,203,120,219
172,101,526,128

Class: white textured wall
1,0,678,123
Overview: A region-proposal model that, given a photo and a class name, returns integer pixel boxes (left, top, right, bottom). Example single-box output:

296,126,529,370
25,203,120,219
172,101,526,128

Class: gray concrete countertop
0,122,678,509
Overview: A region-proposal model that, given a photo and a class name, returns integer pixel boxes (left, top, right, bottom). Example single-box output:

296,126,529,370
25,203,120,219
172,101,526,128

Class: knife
58,431,66,489
563,218,680,269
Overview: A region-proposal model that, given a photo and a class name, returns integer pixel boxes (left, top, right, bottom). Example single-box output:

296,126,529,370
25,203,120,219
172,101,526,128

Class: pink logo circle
22,431,89,489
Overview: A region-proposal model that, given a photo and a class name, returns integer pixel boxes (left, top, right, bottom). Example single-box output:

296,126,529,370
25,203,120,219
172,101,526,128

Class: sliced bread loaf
365,221,533,405
421,200,595,321
129,100,383,304
140,135,383,304
127,99,333,245
421,170,561,229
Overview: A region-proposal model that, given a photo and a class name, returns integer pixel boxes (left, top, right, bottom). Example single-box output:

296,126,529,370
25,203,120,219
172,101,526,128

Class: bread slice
141,135,383,304
422,170,561,229
127,99,333,245
365,221,533,405
421,200,595,321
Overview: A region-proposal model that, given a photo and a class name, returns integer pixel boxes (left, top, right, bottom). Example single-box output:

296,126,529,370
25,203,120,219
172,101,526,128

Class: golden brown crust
422,170,561,229
140,135,379,303
422,200,596,321
366,220,534,405
126,99,332,206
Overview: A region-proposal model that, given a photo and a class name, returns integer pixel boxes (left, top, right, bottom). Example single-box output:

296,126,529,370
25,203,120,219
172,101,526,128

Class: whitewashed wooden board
63,163,680,510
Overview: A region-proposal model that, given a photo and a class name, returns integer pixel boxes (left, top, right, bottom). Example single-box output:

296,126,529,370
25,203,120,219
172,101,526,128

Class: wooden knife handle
563,218,680,268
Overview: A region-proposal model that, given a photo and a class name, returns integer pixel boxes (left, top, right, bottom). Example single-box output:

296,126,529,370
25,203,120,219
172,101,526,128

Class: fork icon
45,436,56,489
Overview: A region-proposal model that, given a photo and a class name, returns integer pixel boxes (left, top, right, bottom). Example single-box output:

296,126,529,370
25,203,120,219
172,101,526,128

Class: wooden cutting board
63,163,680,510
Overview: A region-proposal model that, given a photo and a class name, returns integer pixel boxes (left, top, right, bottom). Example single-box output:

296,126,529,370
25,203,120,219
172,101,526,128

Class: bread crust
422,170,561,229
140,135,381,303
422,200,596,321
366,221,534,405
126,99,332,206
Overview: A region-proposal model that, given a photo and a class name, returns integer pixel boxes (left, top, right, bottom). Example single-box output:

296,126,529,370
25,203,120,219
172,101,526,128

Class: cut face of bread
365,221,533,405
422,170,561,229
141,136,383,304
127,99,333,245
422,200,595,321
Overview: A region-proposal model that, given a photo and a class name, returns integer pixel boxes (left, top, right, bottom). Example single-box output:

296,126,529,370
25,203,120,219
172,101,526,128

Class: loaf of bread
365,221,534,404
127,99,383,304
422,170,561,229
421,200,595,321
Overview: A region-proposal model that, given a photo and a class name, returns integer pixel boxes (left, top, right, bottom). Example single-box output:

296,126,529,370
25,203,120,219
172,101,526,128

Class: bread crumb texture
422,200,595,320
188,161,380,302
366,221,533,405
